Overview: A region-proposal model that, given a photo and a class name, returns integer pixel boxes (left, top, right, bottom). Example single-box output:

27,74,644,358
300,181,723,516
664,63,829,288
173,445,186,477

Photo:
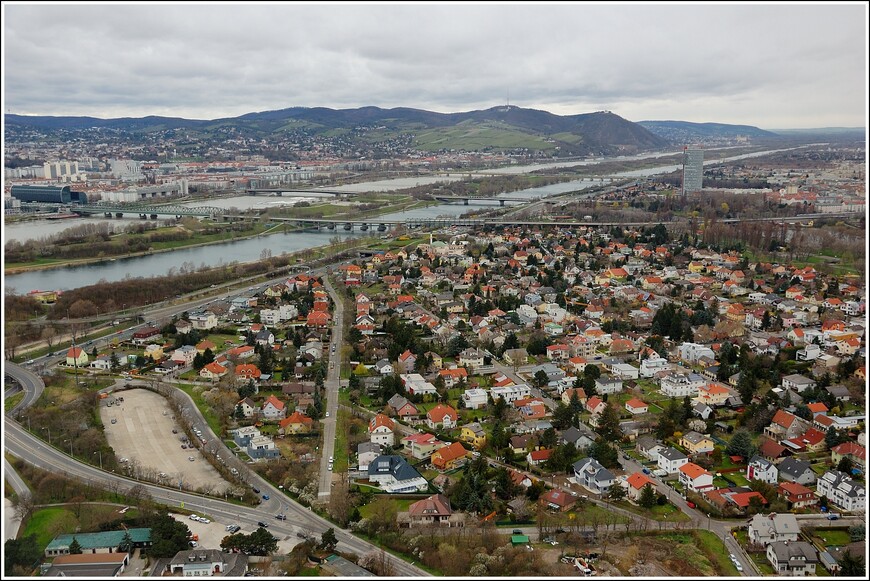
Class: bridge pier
139,214,147,219
150,214,158,220
464,199,469,205
499,200,505,206
105,212,112,218
116,213,124,218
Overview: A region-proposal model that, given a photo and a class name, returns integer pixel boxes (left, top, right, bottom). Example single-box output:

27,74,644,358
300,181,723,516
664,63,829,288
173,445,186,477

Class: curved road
4,361,45,416
3,363,428,576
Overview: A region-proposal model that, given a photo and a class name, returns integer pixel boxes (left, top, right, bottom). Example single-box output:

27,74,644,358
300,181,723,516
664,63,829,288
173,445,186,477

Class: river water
4,145,808,293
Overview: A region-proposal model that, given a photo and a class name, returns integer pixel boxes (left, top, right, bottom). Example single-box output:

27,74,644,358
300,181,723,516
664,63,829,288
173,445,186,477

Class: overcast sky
2,2,867,129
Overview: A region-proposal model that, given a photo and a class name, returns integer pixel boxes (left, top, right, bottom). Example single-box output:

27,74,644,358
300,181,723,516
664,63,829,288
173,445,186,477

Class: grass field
21,507,76,551
415,122,556,152
5,391,25,412
176,383,222,435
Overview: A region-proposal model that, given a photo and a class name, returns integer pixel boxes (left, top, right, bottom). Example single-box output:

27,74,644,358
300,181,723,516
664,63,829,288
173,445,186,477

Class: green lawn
5,391,25,412
358,497,416,519
614,499,691,522
694,529,740,576
21,507,76,552
813,528,851,546
333,408,350,473
176,383,222,435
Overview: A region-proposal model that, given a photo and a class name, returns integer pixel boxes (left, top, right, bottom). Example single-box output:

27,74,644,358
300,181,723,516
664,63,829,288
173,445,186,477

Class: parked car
275,514,287,520
262,494,270,500
252,487,260,494
257,521,269,528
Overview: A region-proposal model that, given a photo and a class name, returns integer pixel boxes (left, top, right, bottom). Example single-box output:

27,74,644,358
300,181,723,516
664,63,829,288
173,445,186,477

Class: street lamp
42,426,52,445
64,439,73,457
94,450,102,470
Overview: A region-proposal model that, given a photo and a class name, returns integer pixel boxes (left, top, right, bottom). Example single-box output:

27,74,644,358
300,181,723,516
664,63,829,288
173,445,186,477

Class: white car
325,411,330,418
189,514,199,521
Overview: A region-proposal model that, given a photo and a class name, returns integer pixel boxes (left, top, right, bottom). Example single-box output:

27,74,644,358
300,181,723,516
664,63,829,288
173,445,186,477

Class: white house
816,471,866,512
367,455,428,493
746,456,779,485
491,384,531,403
678,462,714,493
660,372,706,397
640,357,670,377
461,388,489,410
657,447,689,474
749,513,800,545
369,414,396,447
189,311,218,330
260,395,286,420
572,458,615,495
781,374,816,393
766,541,818,576
678,342,716,364
170,345,197,366
611,363,639,380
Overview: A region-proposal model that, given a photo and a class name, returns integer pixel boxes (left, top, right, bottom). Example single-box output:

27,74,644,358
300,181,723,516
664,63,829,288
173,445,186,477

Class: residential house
540,489,577,512
695,382,731,406
426,404,458,430
438,367,468,388
816,471,866,512
679,431,715,455
460,422,487,449
625,398,649,415
368,455,428,493
387,394,420,419
357,441,382,472
746,456,779,484
66,346,89,367
459,348,486,368
235,397,257,419
572,457,615,494
624,472,656,502
765,410,811,441
490,384,531,404
189,311,218,330
831,442,866,470
749,513,801,545
279,411,314,434
234,363,261,382
657,447,689,474
640,356,671,378
461,388,489,410
259,395,286,420
431,441,469,470
782,374,817,394
778,481,818,509
766,541,818,576
401,373,438,397
527,448,553,466
404,493,461,527
637,435,666,462
678,462,715,492
402,433,445,460
562,388,587,407
132,326,162,346
561,426,595,451
171,345,197,366
369,414,396,447
595,376,624,395
660,372,706,397
143,344,164,361
374,359,394,375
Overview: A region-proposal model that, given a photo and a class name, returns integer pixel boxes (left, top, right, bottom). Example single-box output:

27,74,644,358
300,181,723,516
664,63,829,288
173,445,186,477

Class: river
4,145,808,293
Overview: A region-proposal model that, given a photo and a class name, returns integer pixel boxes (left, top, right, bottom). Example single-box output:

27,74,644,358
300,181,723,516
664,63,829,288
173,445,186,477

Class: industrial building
10,184,89,204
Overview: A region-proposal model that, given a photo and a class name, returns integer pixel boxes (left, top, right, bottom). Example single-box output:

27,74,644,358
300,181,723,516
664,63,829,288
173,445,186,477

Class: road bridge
245,188,347,196
432,195,536,205
72,203,223,218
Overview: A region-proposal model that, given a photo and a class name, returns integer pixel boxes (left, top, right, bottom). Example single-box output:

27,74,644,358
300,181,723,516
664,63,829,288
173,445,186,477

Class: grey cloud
4,3,865,128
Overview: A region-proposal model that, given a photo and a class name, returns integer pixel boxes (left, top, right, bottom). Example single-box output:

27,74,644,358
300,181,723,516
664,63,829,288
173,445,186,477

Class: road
3,417,428,576
5,361,46,416
317,275,344,499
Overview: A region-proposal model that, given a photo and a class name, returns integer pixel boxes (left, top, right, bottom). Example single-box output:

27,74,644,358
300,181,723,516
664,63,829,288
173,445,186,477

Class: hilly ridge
6,106,774,156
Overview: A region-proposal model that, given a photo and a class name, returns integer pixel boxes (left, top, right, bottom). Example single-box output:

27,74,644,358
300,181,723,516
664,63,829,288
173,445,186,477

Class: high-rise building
682,147,704,195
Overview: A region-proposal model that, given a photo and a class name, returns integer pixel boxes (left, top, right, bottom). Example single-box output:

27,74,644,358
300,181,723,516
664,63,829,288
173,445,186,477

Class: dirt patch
101,389,228,493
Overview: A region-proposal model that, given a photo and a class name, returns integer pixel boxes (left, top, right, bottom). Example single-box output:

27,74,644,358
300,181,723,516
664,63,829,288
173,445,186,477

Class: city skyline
2,2,868,129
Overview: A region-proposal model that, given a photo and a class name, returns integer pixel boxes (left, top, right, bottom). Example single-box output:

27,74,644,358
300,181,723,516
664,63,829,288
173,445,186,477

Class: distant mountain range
637,120,779,142
6,106,781,155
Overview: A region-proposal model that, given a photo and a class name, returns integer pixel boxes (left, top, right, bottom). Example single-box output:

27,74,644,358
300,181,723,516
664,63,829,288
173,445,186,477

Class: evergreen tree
319,528,338,552
639,484,657,509
726,430,756,460
68,537,82,555
595,402,622,441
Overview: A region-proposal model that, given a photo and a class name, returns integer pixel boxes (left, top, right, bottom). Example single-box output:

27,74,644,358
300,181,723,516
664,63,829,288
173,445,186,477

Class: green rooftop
510,534,530,545
45,528,151,553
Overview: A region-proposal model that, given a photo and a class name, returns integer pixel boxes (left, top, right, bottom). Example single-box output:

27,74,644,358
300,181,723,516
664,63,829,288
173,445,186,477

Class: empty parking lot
100,389,228,492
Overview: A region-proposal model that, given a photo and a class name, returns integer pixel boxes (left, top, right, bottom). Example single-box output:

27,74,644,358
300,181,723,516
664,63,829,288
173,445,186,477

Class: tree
4,535,41,576
319,528,338,552
150,511,192,557
248,527,279,556
69,537,82,554
725,430,756,461
595,402,622,442
119,531,134,553
587,439,619,469
837,456,854,475
639,484,657,509
533,370,550,388
607,484,626,502
838,551,866,577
